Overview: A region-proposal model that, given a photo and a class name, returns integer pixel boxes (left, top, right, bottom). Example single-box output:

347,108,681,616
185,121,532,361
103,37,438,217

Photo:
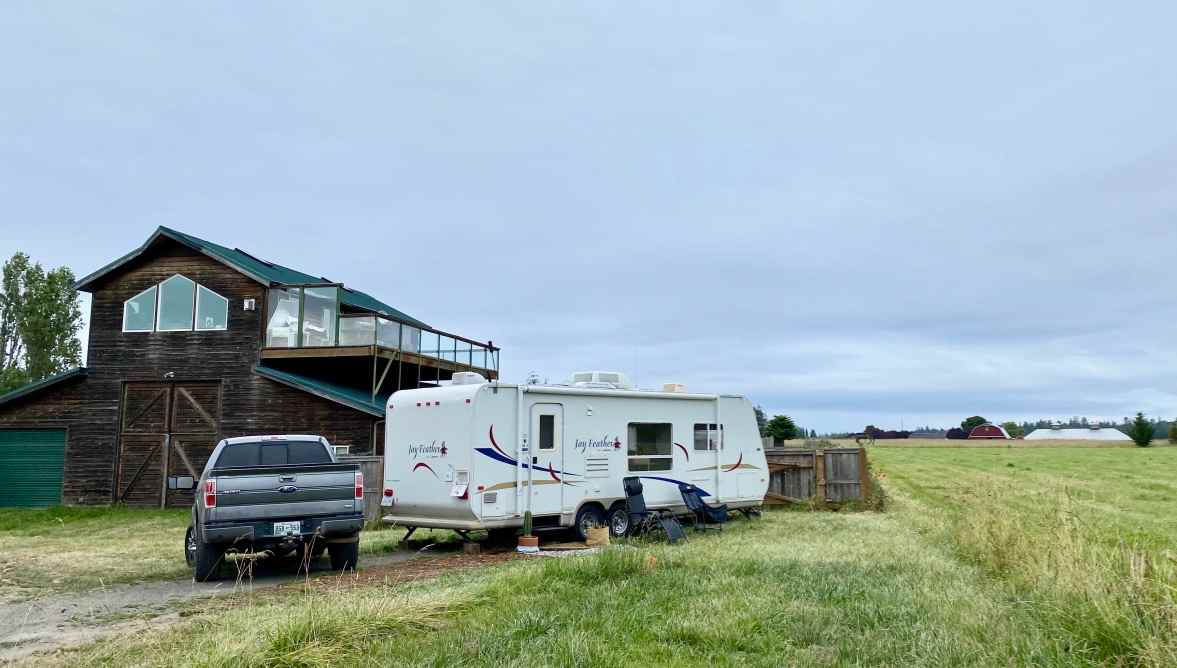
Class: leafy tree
753,405,768,436
809,429,817,439
1001,421,1025,439
0,253,82,393
960,416,988,434
1169,423,1177,445
765,414,798,441
1128,412,1153,447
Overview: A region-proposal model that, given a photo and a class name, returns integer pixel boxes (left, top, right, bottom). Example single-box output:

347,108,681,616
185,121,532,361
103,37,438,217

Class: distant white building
1024,426,1131,441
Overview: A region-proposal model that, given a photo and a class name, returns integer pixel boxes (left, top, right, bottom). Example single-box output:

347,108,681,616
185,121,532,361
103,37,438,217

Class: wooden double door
116,381,221,508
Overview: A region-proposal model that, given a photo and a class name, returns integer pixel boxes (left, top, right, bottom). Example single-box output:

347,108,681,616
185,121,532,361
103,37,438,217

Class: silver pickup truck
169,435,364,581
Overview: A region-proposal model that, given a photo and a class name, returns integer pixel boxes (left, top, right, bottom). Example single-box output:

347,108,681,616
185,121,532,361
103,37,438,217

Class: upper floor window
123,274,228,333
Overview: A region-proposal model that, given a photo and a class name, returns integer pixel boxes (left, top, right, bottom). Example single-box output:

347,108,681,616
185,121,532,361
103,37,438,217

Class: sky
2,2,1175,433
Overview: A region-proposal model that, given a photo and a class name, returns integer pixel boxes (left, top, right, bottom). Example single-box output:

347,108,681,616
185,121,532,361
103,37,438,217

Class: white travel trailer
380,374,768,539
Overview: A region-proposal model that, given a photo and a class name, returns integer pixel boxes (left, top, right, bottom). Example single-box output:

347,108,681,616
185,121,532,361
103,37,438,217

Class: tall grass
950,481,1177,666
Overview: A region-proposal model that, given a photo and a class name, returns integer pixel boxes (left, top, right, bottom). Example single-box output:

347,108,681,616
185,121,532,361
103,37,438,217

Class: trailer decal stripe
674,442,689,461
412,462,439,478
488,425,510,458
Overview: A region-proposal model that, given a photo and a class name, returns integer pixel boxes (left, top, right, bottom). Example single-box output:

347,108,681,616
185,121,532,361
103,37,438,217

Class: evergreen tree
1128,412,1153,447
765,415,798,441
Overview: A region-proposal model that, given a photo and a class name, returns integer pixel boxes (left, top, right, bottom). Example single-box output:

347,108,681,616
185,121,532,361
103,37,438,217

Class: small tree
1,253,83,393
1001,421,1025,439
753,405,768,436
960,416,988,434
1128,412,1153,447
1169,423,1177,445
765,415,798,441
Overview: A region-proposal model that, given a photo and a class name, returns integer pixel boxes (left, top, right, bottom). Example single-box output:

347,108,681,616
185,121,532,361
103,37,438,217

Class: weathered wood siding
764,447,869,504
0,239,378,506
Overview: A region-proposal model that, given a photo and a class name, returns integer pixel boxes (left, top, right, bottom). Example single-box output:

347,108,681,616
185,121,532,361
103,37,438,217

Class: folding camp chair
678,484,728,532
622,476,686,544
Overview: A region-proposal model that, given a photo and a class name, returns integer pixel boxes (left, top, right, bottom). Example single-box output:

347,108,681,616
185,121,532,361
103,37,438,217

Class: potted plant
517,511,539,553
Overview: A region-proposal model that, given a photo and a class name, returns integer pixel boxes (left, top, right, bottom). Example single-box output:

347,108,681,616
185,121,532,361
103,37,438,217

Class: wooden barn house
0,227,498,508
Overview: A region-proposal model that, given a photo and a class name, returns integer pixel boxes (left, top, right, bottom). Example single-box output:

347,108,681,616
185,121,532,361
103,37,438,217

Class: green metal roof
0,368,88,408
253,364,386,417
75,226,427,327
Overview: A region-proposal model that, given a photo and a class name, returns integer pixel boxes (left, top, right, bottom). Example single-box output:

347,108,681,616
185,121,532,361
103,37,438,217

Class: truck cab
176,434,364,581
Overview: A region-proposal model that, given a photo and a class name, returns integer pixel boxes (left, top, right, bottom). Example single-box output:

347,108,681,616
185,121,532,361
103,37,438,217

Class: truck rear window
214,441,333,468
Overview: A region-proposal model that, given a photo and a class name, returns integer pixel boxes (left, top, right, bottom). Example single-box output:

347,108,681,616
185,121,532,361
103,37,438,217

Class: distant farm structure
968,423,1012,440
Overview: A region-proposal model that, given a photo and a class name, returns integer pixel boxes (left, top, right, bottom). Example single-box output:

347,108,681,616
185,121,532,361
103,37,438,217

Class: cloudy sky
2,2,1175,432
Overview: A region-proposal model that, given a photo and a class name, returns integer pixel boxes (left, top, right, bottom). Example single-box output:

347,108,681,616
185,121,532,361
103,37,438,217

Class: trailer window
538,414,555,451
693,423,723,451
627,423,672,471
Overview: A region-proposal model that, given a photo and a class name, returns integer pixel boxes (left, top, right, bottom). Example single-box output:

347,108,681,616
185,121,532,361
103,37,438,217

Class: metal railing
263,285,499,374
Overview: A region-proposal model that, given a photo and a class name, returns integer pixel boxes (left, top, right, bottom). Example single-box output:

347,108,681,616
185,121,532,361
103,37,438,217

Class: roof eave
0,368,88,408
74,227,272,292
252,365,383,418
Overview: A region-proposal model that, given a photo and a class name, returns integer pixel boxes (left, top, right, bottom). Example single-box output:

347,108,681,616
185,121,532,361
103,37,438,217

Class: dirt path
0,551,423,664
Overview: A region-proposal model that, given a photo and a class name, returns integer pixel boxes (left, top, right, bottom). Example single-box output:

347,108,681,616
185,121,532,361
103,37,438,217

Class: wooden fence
763,447,870,504
341,455,383,523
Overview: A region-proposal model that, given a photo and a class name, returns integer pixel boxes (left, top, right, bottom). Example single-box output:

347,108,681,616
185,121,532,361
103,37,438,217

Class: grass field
0,508,452,602
41,446,1176,667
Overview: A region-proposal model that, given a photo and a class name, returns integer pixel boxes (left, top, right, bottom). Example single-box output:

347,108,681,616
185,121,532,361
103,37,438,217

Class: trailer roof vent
451,372,487,386
570,371,633,390
662,383,688,393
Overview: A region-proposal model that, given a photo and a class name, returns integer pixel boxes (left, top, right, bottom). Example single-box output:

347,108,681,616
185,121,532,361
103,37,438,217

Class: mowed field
17,446,1177,667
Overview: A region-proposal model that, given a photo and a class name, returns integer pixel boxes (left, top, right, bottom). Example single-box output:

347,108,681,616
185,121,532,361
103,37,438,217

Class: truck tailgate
208,463,358,522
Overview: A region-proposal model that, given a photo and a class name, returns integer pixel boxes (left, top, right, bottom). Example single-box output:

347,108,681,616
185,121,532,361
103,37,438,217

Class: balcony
258,285,499,381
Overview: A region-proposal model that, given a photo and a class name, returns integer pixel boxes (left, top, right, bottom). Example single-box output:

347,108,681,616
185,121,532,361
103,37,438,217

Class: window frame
194,284,229,331
693,423,724,451
155,274,197,332
122,285,159,333
626,422,674,472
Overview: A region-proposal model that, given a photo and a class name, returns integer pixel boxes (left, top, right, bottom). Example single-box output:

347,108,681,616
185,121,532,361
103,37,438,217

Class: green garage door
0,430,66,506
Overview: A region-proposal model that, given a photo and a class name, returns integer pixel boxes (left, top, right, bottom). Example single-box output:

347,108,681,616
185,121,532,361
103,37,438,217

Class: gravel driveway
0,551,422,664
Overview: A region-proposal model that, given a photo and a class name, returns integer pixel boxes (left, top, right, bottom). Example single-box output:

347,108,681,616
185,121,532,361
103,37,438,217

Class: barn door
117,382,221,508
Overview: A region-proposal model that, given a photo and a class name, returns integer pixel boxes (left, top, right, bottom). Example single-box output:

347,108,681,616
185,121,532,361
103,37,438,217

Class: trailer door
691,423,723,499
528,403,564,517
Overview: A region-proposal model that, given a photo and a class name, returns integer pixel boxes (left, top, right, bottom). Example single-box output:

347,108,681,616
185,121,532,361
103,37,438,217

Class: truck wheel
607,505,630,537
328,540,359,571
574,505,606,542
185,527,197,567
193,535,226,582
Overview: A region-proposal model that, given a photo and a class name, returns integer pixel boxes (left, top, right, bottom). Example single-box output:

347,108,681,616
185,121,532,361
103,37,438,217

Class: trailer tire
607,505,630,537
193,534,225,582
574,505,606,542
328,540,359,571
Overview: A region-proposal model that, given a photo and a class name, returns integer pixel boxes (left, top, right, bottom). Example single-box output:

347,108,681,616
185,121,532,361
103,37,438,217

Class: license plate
273,521,301,536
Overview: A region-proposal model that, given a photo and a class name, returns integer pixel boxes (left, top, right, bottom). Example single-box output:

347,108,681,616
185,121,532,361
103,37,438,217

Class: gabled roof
0,368,88,408
253,365,386,417
75,227,427,327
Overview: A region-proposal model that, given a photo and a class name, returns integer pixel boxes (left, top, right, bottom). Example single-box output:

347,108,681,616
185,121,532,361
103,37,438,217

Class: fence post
858,447,870,501
814,449,826,501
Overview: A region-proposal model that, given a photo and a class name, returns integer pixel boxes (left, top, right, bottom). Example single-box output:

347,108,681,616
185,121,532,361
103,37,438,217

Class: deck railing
263,285,499,374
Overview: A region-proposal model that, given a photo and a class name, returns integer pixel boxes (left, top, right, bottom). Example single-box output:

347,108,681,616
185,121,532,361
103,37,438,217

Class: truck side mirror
167,475,195,491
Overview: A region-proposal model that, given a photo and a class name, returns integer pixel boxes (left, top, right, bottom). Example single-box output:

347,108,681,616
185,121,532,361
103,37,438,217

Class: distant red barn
968,423,1012,440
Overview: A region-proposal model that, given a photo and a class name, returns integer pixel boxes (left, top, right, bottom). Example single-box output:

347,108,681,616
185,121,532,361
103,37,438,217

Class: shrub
1128,412,1154,447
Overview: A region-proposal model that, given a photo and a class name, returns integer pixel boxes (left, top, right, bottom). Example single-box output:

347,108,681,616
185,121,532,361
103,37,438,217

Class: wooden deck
259,345,499,380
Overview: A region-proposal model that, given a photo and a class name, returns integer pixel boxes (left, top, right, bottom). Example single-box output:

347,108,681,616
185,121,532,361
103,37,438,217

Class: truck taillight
205,478,216,508
355,471,364,500
383,487,394,498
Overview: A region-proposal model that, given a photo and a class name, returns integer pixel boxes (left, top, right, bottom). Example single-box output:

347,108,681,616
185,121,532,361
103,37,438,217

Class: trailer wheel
607,505,630,537
574,505,606,542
